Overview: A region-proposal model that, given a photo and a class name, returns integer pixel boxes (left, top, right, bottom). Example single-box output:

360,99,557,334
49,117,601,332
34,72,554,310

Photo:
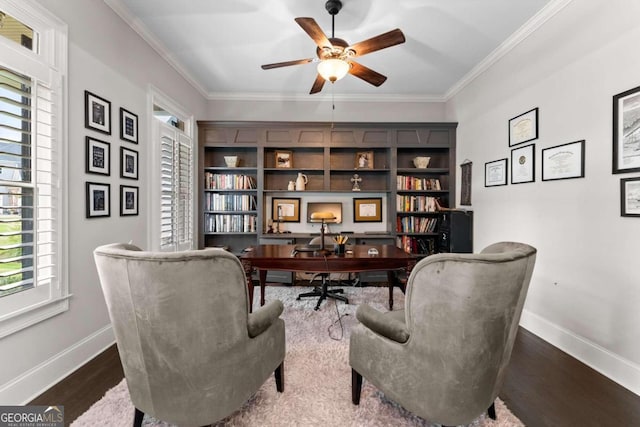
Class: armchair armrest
248,299,284,338
356,304,409,343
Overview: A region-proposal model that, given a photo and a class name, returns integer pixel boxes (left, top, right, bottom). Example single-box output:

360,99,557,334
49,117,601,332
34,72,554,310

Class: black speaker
438,210,473,253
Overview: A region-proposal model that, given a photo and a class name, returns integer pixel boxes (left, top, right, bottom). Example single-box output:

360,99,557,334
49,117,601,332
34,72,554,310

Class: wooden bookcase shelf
197,121,465,256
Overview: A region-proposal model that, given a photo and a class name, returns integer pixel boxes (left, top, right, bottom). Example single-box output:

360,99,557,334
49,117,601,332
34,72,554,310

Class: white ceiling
106,0,558,101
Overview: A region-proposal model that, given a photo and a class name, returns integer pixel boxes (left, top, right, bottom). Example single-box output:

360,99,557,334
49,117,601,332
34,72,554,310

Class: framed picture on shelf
621,177,640,217
275,150,293,168
508,107,538,146
85,136,110,175
542,140,585,181
120,147,139,179
272,197,300,222
120,107,138,143
485,158,508,187
86,182,110,218
511,144,535,184
353,197,382,222
355,151,374,169
613,85,640,173
120,185,139,216
84,90,111,135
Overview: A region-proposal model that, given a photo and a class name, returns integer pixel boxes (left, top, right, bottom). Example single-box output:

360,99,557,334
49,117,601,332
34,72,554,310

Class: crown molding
444,0,575,101
104,0,210,98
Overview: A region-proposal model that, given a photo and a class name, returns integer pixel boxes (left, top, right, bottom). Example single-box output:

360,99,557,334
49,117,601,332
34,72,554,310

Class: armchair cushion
248,299,284,338
355,304,409,343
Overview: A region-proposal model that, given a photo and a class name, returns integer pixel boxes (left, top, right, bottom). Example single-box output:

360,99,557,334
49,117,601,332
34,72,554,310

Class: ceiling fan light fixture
317,58,350,82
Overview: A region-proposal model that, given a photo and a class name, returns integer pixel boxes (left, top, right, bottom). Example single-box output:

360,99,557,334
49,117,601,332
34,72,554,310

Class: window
149,88,194,252
0,1,67,337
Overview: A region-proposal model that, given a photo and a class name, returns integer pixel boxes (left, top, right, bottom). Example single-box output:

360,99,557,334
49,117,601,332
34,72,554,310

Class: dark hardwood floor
30,327,640,426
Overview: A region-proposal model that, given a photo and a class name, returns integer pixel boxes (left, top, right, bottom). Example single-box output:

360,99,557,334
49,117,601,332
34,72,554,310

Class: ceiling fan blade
261,58,314,70
295,17,332,49
348,28,406,57
310,74,326,94
348,61,387,87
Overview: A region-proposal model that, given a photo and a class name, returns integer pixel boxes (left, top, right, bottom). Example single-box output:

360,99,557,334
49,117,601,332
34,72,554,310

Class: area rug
71,286,524,427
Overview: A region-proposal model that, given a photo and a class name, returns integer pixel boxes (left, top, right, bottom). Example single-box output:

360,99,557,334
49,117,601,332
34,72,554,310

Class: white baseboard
0,325,115,405
520,309,640,396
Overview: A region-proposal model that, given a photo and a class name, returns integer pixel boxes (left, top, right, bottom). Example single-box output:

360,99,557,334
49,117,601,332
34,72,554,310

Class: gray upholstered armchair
93,243,286,427
350,241,536,426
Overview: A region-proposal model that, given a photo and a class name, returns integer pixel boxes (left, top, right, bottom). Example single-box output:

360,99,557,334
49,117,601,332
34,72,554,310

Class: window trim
0,0,68,338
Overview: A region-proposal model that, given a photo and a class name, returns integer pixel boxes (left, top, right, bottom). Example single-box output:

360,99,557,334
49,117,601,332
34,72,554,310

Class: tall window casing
0,1,68,337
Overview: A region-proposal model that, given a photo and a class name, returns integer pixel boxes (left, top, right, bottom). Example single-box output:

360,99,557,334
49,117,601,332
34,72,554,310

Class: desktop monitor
306,202,342,224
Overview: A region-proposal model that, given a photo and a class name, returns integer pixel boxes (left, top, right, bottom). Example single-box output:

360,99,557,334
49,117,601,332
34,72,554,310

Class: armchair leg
351,368,363,405
488,402,496,420
133,408,144,427
275,361,284,392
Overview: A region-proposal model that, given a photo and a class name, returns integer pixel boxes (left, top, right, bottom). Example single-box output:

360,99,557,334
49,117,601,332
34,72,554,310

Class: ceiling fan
260,0,406,94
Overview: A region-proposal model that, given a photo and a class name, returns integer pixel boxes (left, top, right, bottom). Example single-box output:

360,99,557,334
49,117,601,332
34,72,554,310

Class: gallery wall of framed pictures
484,87,640,218
84,90,140,218
485,106,586,188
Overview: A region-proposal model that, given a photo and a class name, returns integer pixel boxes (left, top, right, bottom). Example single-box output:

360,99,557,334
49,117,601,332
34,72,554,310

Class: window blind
0,66,56,297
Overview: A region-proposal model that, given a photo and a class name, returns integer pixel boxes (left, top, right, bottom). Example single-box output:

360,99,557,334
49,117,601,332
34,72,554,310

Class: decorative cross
351,174,362,191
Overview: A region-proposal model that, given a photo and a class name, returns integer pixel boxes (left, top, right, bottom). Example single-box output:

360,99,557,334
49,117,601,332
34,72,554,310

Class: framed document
353,198,382,222
621,177,640,217
272,197,300,222
613,85,640,173
509,107,538,146
541,140,585,181
485,158,508,187
511,144,535,184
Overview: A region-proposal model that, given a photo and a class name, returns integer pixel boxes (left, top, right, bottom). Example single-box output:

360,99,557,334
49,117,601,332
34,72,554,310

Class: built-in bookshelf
197,121,467,257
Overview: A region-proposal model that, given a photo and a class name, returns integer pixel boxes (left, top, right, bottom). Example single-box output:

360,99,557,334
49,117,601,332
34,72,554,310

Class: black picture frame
120,147,139,180
613,85,640,174
85,136,110,176
84,90,111,135
621,177,640,217
353,197,382,222
485,158,508,187
86,182,110,218
120,185,139,216
272,197,301,222
510,143,535,184
120,107,139,143
542,140,585,181
509,107,538,146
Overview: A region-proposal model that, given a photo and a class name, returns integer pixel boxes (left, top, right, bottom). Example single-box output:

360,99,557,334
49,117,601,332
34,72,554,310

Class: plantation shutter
158,123,193,251
0,66,57,296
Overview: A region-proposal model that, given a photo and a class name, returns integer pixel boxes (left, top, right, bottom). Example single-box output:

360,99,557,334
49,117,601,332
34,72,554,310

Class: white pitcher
295,173,308,191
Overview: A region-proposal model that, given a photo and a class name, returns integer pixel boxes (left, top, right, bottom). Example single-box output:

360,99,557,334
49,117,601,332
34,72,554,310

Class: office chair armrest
356,304,409,343
248,299,284,338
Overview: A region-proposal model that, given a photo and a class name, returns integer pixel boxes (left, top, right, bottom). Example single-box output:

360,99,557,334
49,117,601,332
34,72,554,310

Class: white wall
0,0,206,404
208,98,446,122
446,0,640,394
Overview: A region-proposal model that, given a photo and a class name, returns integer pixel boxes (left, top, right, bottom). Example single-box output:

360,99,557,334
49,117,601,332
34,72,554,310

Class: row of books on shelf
396,195,440,212
397,175,441,191
397,216,439,233
204,193,257,211
204,172,256,190
396,236,437,255
204,214,257,233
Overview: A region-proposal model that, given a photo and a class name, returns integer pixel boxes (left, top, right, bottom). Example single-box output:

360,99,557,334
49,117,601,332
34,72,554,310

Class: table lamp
310,211,336,256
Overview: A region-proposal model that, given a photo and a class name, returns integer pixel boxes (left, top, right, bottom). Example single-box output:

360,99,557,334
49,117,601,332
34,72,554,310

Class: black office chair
296,236,349,310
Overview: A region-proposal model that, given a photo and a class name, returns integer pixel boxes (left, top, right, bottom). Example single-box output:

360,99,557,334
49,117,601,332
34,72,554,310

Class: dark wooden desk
240,244,416,311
